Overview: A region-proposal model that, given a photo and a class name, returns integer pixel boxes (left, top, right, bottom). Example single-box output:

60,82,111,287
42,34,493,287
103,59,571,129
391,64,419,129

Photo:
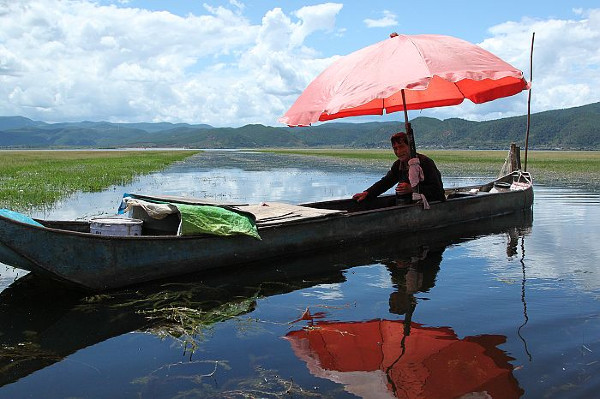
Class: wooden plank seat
237,202,345,227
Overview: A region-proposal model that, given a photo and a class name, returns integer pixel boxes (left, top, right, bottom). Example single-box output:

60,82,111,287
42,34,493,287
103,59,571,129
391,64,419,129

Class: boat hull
0,176,533,291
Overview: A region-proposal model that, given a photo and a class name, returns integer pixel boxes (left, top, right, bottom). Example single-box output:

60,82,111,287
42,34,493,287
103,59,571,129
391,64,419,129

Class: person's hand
395,182,412,195
352,191,368,202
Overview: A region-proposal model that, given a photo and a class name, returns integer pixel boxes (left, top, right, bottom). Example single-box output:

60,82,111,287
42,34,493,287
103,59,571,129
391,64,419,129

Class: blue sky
1,0,599,126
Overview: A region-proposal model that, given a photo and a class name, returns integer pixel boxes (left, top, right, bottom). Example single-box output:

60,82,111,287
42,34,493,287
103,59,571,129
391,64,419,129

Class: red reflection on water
286,319,523,399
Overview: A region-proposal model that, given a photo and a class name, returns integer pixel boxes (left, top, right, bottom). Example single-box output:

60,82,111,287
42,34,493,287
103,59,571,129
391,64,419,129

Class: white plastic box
90,217,143,236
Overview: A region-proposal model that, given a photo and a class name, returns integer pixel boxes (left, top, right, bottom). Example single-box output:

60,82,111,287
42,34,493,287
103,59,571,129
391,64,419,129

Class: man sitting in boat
352,132,445,205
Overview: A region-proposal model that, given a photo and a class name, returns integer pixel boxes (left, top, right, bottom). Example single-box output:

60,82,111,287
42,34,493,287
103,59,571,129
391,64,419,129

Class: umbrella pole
401,89,417,158
524,32,535,172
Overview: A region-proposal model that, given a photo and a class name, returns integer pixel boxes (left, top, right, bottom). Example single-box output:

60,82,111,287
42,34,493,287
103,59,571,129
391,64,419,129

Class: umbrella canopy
286,319,524,399
279,34,529,127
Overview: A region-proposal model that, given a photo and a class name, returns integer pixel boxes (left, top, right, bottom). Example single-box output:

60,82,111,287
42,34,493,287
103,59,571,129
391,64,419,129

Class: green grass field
0,150,200,211
260,148,600,187
1,148,597,211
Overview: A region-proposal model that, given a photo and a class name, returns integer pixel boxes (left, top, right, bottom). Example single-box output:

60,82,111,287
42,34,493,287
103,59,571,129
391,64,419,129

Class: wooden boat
0,171,533,291
0,210,532,387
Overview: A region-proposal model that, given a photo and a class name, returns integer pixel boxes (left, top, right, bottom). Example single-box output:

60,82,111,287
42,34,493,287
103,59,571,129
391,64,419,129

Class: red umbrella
286,319,524,399
279,33,529,157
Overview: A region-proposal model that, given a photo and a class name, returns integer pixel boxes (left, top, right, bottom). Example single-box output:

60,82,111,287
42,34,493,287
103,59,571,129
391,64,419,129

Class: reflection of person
352,132,445,205
384,245,443,316
506,227,520,257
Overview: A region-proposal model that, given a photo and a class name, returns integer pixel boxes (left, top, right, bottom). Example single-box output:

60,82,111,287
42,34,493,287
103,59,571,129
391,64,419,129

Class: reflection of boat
0,212,531,389
286,319,524,399
0,171,532,290
0,257,346,389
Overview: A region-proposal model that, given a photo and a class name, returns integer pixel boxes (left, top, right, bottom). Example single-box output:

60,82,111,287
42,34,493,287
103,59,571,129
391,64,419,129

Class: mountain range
1,102,599,150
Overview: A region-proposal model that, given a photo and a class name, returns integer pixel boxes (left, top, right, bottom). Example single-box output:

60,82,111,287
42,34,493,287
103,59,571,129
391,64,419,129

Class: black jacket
365,153,445,202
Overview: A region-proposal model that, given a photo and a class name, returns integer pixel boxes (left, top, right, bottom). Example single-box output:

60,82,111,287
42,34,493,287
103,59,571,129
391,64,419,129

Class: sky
1,0,599,127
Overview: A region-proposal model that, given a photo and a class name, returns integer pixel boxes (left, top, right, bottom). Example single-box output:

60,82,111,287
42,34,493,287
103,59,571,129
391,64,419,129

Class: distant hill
1,102,599,150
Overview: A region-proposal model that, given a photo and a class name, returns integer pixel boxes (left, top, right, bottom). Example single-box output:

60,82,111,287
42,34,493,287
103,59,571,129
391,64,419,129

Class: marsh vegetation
0,150,199,210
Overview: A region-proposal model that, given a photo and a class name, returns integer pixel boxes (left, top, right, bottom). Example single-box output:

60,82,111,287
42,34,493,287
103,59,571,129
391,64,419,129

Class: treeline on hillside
1,102,599,150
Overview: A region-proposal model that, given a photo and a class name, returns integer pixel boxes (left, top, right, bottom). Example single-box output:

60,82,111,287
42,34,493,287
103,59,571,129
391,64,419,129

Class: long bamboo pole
524,32,535,171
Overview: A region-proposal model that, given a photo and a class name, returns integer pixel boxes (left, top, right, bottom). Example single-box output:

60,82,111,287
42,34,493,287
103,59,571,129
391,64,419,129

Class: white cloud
0,0,344,126
0,1,599,126
472,9,600,120
229,0,245,12
0,0,258,123
364,10,398,28
421,8,600,122
291,3,343,46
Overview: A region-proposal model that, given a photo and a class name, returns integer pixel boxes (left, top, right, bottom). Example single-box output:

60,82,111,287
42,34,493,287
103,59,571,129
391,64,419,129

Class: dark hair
390,132,408,145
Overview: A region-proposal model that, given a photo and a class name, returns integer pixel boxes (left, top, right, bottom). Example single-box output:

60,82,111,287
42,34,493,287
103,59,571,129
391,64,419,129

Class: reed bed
0,150,199,211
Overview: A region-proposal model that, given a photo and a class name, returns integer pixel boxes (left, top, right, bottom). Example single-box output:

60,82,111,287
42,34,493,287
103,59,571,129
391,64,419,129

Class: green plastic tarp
176,203,261,239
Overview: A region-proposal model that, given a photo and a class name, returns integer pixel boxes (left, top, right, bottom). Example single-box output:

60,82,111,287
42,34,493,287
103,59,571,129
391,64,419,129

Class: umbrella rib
402,34,434,79
452,80,468,98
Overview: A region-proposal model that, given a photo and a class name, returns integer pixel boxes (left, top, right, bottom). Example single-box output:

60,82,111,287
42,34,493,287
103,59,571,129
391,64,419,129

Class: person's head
390,132,410,162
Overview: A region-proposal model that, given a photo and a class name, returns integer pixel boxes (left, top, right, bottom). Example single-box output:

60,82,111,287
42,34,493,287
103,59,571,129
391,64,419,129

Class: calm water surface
0,151,599,398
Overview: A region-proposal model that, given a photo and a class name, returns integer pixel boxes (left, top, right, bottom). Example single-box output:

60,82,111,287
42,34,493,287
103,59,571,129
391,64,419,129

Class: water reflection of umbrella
286,319,523,399
280,33,529,157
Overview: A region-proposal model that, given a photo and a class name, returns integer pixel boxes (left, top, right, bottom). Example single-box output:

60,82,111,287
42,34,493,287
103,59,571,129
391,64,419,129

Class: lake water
0,151,599,399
